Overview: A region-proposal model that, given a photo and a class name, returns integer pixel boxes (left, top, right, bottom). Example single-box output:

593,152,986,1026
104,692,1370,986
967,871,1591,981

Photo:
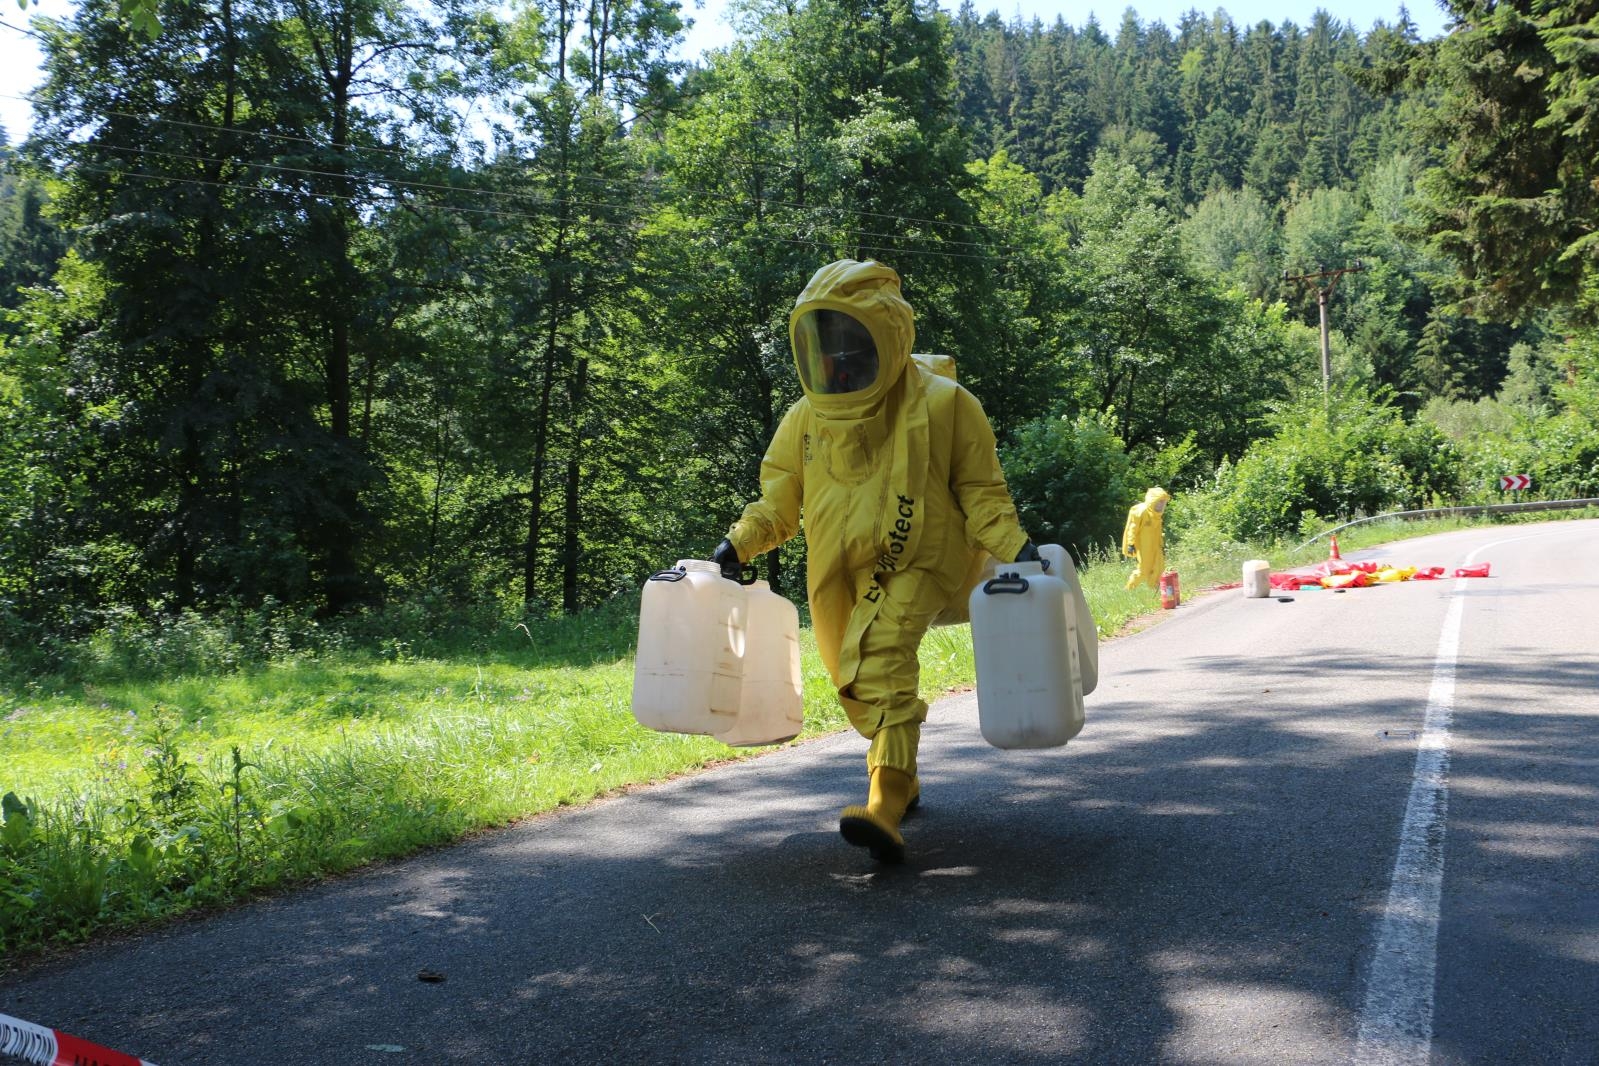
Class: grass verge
2,510,1589,963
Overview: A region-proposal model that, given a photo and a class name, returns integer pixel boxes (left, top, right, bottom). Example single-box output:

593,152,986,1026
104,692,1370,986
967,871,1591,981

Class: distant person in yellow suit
1122,487,1171,590
713,260,1037,864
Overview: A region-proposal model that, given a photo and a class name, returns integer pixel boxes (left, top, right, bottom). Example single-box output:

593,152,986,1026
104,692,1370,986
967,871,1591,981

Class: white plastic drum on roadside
1243,559,1271,598
968,543,1095,749
631,560,803,747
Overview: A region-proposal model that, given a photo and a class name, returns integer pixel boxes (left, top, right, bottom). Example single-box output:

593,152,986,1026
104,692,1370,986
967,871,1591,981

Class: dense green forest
2,0,1596,660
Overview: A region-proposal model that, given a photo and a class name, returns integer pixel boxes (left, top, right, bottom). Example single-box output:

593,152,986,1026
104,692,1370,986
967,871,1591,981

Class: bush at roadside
1201,387,1463,541
1001,412,1135,561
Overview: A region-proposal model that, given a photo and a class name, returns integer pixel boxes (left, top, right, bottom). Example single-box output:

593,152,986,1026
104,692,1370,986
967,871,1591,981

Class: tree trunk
322,10,364,613
175,0,240,608
524,280,562,607
526,19,574,607
562,355,588,613
424,410,448,584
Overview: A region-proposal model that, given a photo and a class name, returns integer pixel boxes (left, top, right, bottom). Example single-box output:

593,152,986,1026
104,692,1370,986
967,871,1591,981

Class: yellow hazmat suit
725,260,1030,862
1122,487,1171,591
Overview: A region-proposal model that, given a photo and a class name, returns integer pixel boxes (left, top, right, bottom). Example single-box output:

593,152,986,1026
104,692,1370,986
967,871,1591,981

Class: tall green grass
1,511,1582,962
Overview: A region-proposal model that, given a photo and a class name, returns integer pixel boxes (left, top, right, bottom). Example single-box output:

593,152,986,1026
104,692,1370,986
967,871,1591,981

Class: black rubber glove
1014,540,1041,564
712,538,742,581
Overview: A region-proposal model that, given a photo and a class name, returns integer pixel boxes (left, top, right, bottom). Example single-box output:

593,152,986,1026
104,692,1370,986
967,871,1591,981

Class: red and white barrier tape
0,1011,158,1066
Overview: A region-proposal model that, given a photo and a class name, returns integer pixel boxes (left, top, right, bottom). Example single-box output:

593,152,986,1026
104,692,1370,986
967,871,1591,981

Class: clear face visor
793,309,880,395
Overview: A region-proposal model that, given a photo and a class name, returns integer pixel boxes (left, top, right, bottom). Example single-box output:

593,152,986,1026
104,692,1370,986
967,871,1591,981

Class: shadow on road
3,618,1596,1065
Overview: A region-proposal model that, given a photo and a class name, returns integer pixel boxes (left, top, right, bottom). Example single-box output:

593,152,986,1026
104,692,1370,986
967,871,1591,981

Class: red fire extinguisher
1159,570,1180,610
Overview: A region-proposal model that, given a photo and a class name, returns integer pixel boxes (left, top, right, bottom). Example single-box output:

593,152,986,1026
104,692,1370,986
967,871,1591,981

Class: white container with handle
968,543,1092,749
631,560,803,746
714,579,804,746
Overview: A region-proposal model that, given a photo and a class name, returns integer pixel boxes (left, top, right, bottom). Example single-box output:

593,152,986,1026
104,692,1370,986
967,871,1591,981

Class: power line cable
66,138,1031,255
0,17,48,42
80,105,1015,242
9,94,1027,245
69,139,988,255
68,161,1046,267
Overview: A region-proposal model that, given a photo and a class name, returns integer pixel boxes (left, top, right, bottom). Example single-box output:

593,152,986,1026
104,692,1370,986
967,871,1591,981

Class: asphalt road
3,521,1596,1066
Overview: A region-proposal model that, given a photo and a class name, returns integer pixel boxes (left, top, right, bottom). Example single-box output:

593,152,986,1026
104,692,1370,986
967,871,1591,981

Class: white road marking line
1352,532,1534,1065
1353,586,1462,1066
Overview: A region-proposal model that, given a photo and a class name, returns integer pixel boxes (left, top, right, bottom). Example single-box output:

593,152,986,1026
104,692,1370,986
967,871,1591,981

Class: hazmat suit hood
1145,487,1171,511
789,260,915,419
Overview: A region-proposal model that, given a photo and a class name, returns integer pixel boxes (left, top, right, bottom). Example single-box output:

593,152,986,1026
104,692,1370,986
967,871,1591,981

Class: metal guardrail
1294,498,1599,553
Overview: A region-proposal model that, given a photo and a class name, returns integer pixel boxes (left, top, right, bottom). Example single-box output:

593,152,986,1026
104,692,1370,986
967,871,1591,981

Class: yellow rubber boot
839,766,915,863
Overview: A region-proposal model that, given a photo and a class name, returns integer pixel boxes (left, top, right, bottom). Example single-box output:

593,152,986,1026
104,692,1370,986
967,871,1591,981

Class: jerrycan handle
719,561,760,586
982,572,1030,595
648,567,688,582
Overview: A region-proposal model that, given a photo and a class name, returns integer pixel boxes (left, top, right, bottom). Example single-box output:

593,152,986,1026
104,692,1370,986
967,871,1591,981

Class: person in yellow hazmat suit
711,260,1038,864
1121,487,1171,590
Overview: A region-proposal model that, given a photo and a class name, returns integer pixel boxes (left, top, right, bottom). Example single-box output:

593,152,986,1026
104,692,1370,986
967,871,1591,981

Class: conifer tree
1416,0,1599,322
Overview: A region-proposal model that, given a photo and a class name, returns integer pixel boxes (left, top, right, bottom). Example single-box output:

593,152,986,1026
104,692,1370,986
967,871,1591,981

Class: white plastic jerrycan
631,561,803,747
968,543,1096,749
714,580,805,747
1045,544,1098,698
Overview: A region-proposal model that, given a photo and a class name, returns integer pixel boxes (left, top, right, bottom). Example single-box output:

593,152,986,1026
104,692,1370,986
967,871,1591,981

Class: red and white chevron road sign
1499,474,1532,491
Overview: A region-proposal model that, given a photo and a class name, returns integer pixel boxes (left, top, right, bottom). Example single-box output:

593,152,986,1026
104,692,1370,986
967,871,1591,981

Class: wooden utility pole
1285,261,1366,395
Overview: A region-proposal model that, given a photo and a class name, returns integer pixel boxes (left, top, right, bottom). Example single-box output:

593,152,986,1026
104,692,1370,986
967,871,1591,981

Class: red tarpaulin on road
1267,562,1478,591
